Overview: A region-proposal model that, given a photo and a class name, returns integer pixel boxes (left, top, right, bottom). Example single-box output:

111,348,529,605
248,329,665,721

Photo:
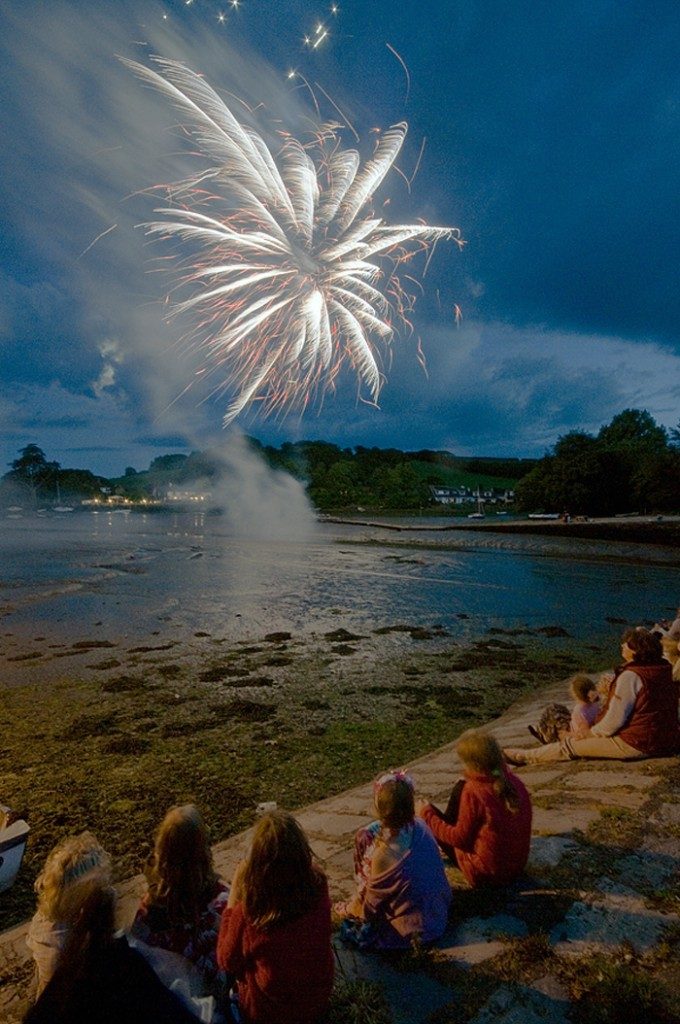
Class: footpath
1,677,679,1023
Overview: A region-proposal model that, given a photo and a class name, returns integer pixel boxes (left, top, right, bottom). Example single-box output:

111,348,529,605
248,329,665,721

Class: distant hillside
2,440,538,513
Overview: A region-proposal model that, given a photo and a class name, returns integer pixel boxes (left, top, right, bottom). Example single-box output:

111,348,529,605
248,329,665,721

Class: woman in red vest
505,627,680,765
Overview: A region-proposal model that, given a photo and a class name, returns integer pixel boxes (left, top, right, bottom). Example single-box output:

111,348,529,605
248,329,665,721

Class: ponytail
492,771,520,814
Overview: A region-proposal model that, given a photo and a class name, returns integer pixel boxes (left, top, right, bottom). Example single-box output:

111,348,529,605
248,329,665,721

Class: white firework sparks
125,58,463,424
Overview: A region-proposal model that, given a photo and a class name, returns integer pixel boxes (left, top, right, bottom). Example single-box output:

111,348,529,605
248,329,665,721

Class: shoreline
326,513,680,549
0,618,613,932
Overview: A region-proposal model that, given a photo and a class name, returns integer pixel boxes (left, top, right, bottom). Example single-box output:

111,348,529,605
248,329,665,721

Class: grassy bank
1,622,611,931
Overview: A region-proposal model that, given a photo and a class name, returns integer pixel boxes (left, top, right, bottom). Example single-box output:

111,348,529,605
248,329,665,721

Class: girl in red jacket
217,810,333,1024
417,729,532,888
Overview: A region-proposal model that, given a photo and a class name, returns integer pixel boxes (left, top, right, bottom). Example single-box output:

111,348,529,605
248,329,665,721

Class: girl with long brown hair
130,805,228,993
216,810,333,1024
417,729,532,888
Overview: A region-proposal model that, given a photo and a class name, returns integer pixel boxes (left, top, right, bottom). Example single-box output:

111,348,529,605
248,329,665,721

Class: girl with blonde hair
417,729,532,888
217,810,333,1024
337,770,451,950
26,831,112,994
25,877,202,1024
130,804,228,992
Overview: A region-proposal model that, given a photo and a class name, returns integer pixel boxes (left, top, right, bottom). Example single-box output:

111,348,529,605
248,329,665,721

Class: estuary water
0,510,677,651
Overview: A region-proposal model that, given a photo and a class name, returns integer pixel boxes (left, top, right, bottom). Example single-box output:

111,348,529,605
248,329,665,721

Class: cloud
0,381,193,477
260,320,680,457
1,0,678,470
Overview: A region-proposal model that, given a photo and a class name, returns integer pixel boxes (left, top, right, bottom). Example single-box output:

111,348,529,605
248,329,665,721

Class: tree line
4,409,679,515
1,441,531,513
515,410,680,515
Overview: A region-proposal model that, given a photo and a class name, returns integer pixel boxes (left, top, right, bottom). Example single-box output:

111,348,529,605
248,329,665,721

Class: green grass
408,460,519,493
326,979,392,1024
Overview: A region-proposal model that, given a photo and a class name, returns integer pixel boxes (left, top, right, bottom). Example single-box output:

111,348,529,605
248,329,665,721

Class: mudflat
0,618,609,931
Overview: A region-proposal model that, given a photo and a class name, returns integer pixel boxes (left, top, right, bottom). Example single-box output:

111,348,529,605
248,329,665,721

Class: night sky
1,0,678,477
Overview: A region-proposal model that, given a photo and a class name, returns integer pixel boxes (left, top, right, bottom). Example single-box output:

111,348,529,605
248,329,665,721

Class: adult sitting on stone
504,627,680,766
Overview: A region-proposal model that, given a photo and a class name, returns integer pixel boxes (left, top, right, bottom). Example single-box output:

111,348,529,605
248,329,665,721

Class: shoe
527,725,545,744
503,748,528,766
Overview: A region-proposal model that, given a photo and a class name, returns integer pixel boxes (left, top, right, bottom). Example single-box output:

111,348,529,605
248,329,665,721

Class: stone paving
1,676,679,1023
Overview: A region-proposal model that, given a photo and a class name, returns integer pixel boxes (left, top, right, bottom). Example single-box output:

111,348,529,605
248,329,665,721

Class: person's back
361,817,450,947
418,730,532,888
455,769,532,885
130,804,228,991
26,935,201,1024
609,659,680,756
219,875,332,1023
217,810,333,1024
25,886,200,1024
26,832,111,996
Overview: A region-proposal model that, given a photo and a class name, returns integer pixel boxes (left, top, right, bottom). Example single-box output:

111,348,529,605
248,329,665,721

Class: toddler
568,673,601,738
529,674,600,744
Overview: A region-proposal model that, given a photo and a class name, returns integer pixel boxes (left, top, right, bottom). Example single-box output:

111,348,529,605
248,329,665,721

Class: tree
669,421,680,447
597,409,668,455
9,444,50,479
4,445,60,505
631,450,680,513
149,454,188,474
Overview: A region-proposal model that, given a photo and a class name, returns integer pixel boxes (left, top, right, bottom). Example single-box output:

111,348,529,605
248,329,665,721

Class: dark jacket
24,935,200,1024
602,660,680,755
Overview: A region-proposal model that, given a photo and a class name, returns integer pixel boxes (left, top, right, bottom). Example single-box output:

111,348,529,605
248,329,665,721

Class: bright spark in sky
125,58,461,425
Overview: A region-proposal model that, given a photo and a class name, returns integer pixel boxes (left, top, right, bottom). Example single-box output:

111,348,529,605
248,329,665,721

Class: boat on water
53,481,75,512
527,512,560,520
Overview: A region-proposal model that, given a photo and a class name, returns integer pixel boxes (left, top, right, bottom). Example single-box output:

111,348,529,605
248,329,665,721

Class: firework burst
125,58,463,424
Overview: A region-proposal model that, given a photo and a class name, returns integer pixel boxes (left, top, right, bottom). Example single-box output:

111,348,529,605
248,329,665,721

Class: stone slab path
2,676,679,1023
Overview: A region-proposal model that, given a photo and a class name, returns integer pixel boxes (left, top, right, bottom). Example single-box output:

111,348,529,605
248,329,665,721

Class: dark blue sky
1,0,678,476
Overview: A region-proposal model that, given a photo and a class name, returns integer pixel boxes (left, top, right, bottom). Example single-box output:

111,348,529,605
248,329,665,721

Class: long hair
29,880,116,1019
457,729,521,813
242,811,322,930
34,832,112,922
623,626,663,665
145,804,218,926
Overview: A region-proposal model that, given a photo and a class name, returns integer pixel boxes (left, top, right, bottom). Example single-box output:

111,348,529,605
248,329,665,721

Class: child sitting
528,674,600,744
26,832,112,996
217,810,333,1024
130,804,228,997
25,878,201,1024
337,770,451,950
567,674,601,738
661,636,680,681
417,729,532,888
